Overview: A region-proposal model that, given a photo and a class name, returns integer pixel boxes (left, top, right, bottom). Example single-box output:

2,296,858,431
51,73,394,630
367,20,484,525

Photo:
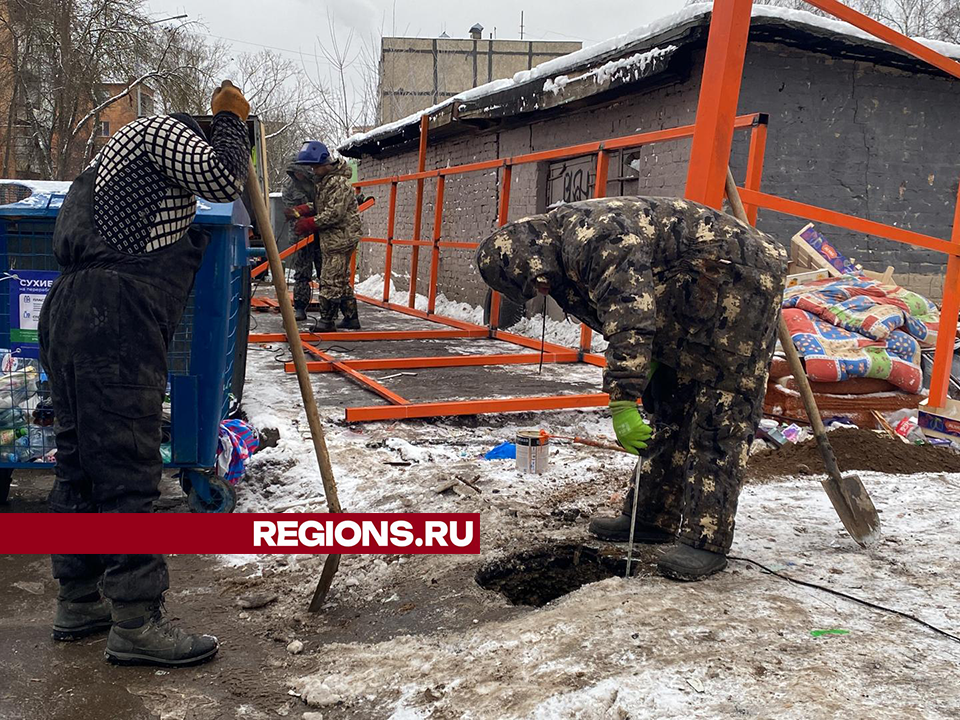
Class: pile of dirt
747,428,960,481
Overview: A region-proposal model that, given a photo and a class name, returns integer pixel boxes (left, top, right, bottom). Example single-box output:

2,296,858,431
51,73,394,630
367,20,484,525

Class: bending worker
281,152,321,322
39,81,250,666
289,141,362,331
476,197,787,580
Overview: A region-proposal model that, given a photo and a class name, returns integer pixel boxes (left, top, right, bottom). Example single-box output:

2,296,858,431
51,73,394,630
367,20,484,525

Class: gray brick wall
356,40,960,304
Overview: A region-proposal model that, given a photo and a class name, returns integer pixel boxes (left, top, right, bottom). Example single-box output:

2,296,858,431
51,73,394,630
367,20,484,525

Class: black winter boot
294,306,307,322
337,297,361,330
313,298,336,332
106,600,219,667
657,544,728,581
588,515,674,543
53,595,113,641
587,486,674,543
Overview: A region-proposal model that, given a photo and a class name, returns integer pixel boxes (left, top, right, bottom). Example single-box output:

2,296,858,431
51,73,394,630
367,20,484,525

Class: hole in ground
476,544,655,607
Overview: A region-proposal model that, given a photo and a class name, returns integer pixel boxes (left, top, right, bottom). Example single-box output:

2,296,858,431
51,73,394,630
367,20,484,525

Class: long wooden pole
243,158,343,610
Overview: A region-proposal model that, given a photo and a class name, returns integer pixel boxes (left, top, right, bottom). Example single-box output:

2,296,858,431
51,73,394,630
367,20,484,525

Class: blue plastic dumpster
0,180,251,512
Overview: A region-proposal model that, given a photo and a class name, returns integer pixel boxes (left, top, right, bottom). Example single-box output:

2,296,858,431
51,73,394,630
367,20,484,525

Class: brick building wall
356,40,960,306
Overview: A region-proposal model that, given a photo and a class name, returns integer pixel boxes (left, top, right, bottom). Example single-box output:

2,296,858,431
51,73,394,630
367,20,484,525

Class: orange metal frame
686,0,960,408
251,114,767,421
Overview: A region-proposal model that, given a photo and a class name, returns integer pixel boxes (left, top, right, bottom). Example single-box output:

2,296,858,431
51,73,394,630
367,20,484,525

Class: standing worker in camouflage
281,154,322,322
38,81,250,665
476,197,786,580
290,141,362,331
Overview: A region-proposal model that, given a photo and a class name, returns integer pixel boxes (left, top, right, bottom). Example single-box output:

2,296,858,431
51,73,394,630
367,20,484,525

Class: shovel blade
821,473,882,548
308,553,342,612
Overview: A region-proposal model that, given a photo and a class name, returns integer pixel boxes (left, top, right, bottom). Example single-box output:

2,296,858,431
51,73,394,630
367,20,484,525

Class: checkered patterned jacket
92,112,248,255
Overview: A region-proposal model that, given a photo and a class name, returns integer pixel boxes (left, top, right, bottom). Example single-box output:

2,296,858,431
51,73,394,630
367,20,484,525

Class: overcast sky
144,0,689,96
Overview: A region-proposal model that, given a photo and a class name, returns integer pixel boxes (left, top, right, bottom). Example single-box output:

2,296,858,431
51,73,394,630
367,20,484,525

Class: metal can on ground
516,429,549,474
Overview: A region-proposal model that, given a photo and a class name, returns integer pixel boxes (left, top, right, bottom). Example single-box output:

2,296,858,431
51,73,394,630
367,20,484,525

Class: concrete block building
343,5,960,309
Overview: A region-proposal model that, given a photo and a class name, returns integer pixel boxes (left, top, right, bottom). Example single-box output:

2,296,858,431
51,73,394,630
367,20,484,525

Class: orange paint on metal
489,163,513,331
408,115,429,308
285,352,581,374
807,0,960,80
383,181,398,302
427,175,446,313
737,187,960,255
301,342,411,406
743,118,768,225
684,0,754,209
344,393,610,422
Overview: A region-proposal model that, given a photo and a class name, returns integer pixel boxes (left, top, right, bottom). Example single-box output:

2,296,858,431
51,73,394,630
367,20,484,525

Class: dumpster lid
0,180,248,226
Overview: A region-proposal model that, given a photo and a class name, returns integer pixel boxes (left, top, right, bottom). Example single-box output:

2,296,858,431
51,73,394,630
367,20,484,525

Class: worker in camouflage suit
290,141,362,331
281,155,321,322
476,197,787,580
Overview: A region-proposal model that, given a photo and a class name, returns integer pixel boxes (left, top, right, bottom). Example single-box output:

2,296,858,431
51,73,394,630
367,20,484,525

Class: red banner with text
0,513,480,554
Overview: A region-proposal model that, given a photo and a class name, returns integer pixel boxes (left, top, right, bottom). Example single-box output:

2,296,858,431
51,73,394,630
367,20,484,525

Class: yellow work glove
211,80,250,122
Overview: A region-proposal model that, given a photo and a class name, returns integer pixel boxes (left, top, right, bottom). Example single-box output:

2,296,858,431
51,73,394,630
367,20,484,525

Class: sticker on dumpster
9,270,58,358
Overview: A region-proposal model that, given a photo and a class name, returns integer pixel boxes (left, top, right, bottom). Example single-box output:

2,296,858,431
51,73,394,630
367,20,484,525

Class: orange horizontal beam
345,393,610,422
302,342,410,406
286,352,580,374
807,0,960,80
250,329,487,344
252,198,376,278
737,187,960,255
356,295,483,331
351,114,762,190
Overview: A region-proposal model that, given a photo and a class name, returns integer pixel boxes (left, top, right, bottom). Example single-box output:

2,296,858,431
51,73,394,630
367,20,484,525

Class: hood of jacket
475,214,566,306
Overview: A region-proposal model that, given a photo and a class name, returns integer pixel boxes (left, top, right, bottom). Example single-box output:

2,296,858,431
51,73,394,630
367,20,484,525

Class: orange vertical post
684,0,754,209
427,175,446,314
382,181,398,302
743,115,768,225
929,181,960,407
408,115,429,308
580,149,611,354
489,162,512,330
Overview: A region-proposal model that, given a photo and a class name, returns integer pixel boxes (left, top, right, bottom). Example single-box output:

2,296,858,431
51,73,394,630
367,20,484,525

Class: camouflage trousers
293,234,323,310
319,248,355,301
630,372,767,554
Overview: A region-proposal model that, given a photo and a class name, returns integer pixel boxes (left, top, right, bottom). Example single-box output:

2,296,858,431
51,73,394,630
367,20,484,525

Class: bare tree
305,11,381,145
0,0,208,179
234,49,329,187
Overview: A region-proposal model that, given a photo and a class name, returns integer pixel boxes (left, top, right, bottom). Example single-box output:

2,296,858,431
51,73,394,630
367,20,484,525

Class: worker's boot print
337,296,361,330
53,588,113,641
106,599,219,667
587,487,674,544
314,297,337,332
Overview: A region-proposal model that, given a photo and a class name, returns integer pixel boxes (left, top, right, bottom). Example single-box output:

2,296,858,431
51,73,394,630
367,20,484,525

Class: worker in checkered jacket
288,141,362,331
37,81,250,667
476,197,787,581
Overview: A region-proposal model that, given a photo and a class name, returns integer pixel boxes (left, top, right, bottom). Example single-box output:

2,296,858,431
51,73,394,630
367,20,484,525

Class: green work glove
609,400,653,455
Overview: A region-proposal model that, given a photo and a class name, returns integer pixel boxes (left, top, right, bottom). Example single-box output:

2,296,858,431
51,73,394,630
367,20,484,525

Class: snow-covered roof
340,3,960,157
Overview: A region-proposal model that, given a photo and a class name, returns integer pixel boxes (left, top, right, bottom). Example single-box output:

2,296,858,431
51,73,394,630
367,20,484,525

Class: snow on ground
237,293,959,719
354,274,608,353
289,471,960,719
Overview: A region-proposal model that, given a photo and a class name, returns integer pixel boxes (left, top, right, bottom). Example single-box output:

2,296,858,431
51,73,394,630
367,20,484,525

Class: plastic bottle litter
15,425,55,462
160,443,172,464
0,407,26,430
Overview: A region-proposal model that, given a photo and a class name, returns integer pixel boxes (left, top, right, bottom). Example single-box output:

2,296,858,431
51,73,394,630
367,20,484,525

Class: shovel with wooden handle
243,146,343,611
724,168,881,548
